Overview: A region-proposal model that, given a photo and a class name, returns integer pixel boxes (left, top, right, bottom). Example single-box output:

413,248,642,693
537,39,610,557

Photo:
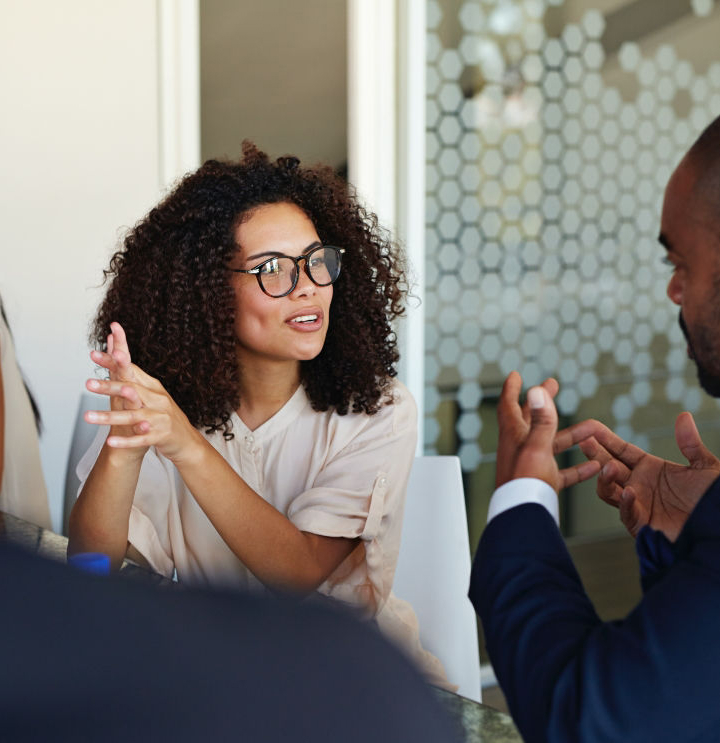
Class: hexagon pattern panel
424,0,720,536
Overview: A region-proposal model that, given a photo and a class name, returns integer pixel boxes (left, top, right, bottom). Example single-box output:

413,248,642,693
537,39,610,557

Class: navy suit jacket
470,476,720,743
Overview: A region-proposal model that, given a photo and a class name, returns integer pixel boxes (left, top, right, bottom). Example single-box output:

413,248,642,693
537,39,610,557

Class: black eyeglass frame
230,245,346,298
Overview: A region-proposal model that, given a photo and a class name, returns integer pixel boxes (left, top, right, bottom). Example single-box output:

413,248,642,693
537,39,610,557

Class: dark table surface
0,510,522,742
0,509,172,585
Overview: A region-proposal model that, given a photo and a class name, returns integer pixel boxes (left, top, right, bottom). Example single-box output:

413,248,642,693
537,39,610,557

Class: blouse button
379,477,387,488
245,434,254,450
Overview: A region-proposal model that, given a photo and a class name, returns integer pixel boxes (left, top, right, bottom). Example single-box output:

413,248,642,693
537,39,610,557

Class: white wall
0,1,167,531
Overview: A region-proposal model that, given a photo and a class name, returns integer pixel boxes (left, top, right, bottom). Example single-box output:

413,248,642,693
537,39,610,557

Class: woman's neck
236,357,302,431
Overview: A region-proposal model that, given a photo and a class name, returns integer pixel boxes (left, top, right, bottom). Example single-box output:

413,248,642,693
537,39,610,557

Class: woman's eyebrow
244,240,322,262
244,250,283,261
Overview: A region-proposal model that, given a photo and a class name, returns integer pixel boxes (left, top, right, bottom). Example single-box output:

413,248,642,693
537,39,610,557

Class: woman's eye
261,259,281,275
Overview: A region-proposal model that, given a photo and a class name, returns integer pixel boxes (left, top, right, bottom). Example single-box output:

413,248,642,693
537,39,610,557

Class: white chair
62,392,107,535
393,455,482,702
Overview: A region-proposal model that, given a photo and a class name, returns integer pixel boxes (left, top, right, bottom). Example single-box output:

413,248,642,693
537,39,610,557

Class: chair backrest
393,455,481,702
62,392,107,536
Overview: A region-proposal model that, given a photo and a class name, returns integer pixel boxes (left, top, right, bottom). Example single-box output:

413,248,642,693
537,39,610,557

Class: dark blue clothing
0,544,459,743
470,476,720,743
636,523,676,592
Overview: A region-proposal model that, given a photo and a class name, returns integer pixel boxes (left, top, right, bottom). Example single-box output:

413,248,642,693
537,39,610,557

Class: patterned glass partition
424,0,720,544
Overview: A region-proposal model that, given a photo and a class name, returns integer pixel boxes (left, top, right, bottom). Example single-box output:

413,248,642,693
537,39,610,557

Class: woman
69,143,448,685
0,295,51,529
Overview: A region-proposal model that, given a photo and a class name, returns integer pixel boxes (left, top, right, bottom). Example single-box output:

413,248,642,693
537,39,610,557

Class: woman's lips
285,309,324,331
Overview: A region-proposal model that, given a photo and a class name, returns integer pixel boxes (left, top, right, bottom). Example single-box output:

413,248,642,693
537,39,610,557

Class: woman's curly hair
93,142,408,438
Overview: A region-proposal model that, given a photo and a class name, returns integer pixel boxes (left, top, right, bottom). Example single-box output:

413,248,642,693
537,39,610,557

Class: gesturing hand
86,322,200,464
88,322,146,456
496,372,600,491
557,413,720,541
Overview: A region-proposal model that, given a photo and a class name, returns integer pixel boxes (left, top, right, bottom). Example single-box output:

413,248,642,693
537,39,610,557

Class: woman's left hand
86,362,202,465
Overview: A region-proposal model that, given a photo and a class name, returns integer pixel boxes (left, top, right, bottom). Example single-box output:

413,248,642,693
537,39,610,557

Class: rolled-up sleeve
288,383,417,611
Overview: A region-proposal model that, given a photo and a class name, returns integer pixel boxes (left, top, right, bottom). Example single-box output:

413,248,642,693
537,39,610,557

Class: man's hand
557,413,720,541
496,372,600,491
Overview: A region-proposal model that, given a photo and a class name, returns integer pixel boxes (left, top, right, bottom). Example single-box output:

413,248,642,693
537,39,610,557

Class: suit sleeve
470,477,720,743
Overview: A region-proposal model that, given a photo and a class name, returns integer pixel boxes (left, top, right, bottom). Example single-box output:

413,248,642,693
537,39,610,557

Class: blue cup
67,552,111,575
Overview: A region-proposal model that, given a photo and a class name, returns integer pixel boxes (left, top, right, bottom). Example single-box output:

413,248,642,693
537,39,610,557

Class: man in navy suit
471,116,720,742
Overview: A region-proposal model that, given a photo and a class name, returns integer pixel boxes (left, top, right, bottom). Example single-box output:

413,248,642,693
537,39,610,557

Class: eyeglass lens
259,247,342,297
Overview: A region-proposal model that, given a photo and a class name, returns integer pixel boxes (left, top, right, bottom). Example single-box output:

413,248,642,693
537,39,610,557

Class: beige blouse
0,310,51,529
77,379,449,687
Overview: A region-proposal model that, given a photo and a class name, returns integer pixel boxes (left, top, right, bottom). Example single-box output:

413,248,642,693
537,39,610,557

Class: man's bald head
685,114,720,235
662,115,720,398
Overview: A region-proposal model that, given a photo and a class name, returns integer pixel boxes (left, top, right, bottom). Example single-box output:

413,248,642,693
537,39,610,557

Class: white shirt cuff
487,478,559,527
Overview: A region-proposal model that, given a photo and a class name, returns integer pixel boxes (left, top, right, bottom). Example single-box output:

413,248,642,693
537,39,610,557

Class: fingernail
88,379,100,390
528,387,544,409
86,411,100,422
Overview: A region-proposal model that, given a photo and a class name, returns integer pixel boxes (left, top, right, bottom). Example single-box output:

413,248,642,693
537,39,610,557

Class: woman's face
231,202,334,371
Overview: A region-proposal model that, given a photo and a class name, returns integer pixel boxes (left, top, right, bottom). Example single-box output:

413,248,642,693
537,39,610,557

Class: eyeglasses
230,245,345,298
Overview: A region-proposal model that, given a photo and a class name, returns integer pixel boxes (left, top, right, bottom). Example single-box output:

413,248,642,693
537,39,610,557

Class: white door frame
347,0,426,451
157,0,201,191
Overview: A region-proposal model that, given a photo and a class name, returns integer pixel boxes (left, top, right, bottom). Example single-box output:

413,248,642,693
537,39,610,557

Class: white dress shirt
487,477,559,526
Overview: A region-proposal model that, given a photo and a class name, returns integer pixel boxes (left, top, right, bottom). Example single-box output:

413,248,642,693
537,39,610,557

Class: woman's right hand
70,322,151,565
84,322,203,466
87,322,148,460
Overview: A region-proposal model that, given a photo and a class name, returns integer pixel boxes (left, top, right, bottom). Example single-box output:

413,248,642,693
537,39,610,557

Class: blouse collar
230,383,310,442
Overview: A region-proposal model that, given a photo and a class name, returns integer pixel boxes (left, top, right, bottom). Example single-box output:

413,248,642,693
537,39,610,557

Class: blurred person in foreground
0,541,459,742
470,116,720,742
0,294,51,528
